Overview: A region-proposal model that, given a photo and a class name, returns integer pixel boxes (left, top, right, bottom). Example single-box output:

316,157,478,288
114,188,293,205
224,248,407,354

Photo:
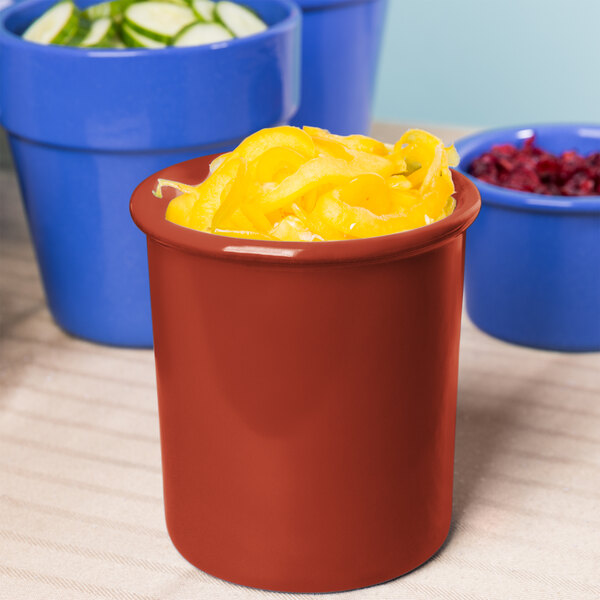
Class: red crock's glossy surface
131,157,480,592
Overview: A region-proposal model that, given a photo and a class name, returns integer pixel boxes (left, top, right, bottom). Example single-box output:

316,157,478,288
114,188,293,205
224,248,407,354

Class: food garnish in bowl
155,126,460,241
468,136,600,196
22,0,267,48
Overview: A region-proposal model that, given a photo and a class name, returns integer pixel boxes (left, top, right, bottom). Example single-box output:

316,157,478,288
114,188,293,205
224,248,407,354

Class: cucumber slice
157,0,191,6
191,0,215,22
108,37,127,48
78,17,116,47
173,21,231,46
121,21,167,47
82,0,137,23
215,1,266,38
66,18,93,45
82,1,116,20
124,1,196,43
22,0,80,45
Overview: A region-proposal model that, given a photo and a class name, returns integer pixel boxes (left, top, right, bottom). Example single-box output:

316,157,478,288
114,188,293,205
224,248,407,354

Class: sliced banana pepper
160,126,459,241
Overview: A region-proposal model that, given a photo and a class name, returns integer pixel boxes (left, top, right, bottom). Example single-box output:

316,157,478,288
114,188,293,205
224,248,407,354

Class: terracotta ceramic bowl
130,156,480,592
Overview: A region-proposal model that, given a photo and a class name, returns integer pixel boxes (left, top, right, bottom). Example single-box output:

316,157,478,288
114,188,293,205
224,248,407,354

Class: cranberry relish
468,137,600,196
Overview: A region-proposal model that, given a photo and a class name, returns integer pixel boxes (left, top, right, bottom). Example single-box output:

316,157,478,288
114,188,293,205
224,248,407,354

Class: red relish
468,137,600,196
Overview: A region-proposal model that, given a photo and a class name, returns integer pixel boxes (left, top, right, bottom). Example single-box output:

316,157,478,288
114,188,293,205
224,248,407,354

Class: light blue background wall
373,0,600,128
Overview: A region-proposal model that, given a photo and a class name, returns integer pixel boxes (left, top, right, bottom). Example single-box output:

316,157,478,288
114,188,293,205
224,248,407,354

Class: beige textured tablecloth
1,126,599,600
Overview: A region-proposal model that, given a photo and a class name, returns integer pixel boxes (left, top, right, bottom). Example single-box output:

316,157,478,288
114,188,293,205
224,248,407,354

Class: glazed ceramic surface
0,0,300,346
131,157,480,592
456,124,600,351
291,0,387,135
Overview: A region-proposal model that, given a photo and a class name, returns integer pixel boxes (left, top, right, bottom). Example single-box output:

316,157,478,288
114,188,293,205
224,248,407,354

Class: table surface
1,124,599,600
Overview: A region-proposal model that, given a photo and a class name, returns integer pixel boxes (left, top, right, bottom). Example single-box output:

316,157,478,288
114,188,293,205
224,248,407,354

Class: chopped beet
467,136,600,196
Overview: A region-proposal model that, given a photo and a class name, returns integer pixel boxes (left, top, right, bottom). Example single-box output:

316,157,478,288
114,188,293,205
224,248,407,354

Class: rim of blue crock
130,156,481,266
454,123,600,214
0,0,300,57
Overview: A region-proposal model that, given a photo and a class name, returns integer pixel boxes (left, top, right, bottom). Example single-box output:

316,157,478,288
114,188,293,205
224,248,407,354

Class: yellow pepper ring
254,146,307,184
211,158,247,231
338,173,391,215
257,156,364,214
231,125,316,163
159,126,459,242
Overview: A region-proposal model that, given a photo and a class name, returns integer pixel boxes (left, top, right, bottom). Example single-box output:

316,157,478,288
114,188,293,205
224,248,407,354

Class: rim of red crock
0,0,300,58
455,123,600,214
130,156,481,265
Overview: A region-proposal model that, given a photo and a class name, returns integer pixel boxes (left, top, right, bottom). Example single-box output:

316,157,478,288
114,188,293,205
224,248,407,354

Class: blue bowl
455,124,600,352
290,0,387,135
0,0,300,347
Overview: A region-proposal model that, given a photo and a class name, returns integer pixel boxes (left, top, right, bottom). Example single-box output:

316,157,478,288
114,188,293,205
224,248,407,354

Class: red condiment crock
130,156,480,593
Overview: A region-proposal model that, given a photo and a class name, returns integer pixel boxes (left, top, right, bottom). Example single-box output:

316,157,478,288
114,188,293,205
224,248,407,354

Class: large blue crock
455,124,600,352
0,0,300,347
290,0,387,135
